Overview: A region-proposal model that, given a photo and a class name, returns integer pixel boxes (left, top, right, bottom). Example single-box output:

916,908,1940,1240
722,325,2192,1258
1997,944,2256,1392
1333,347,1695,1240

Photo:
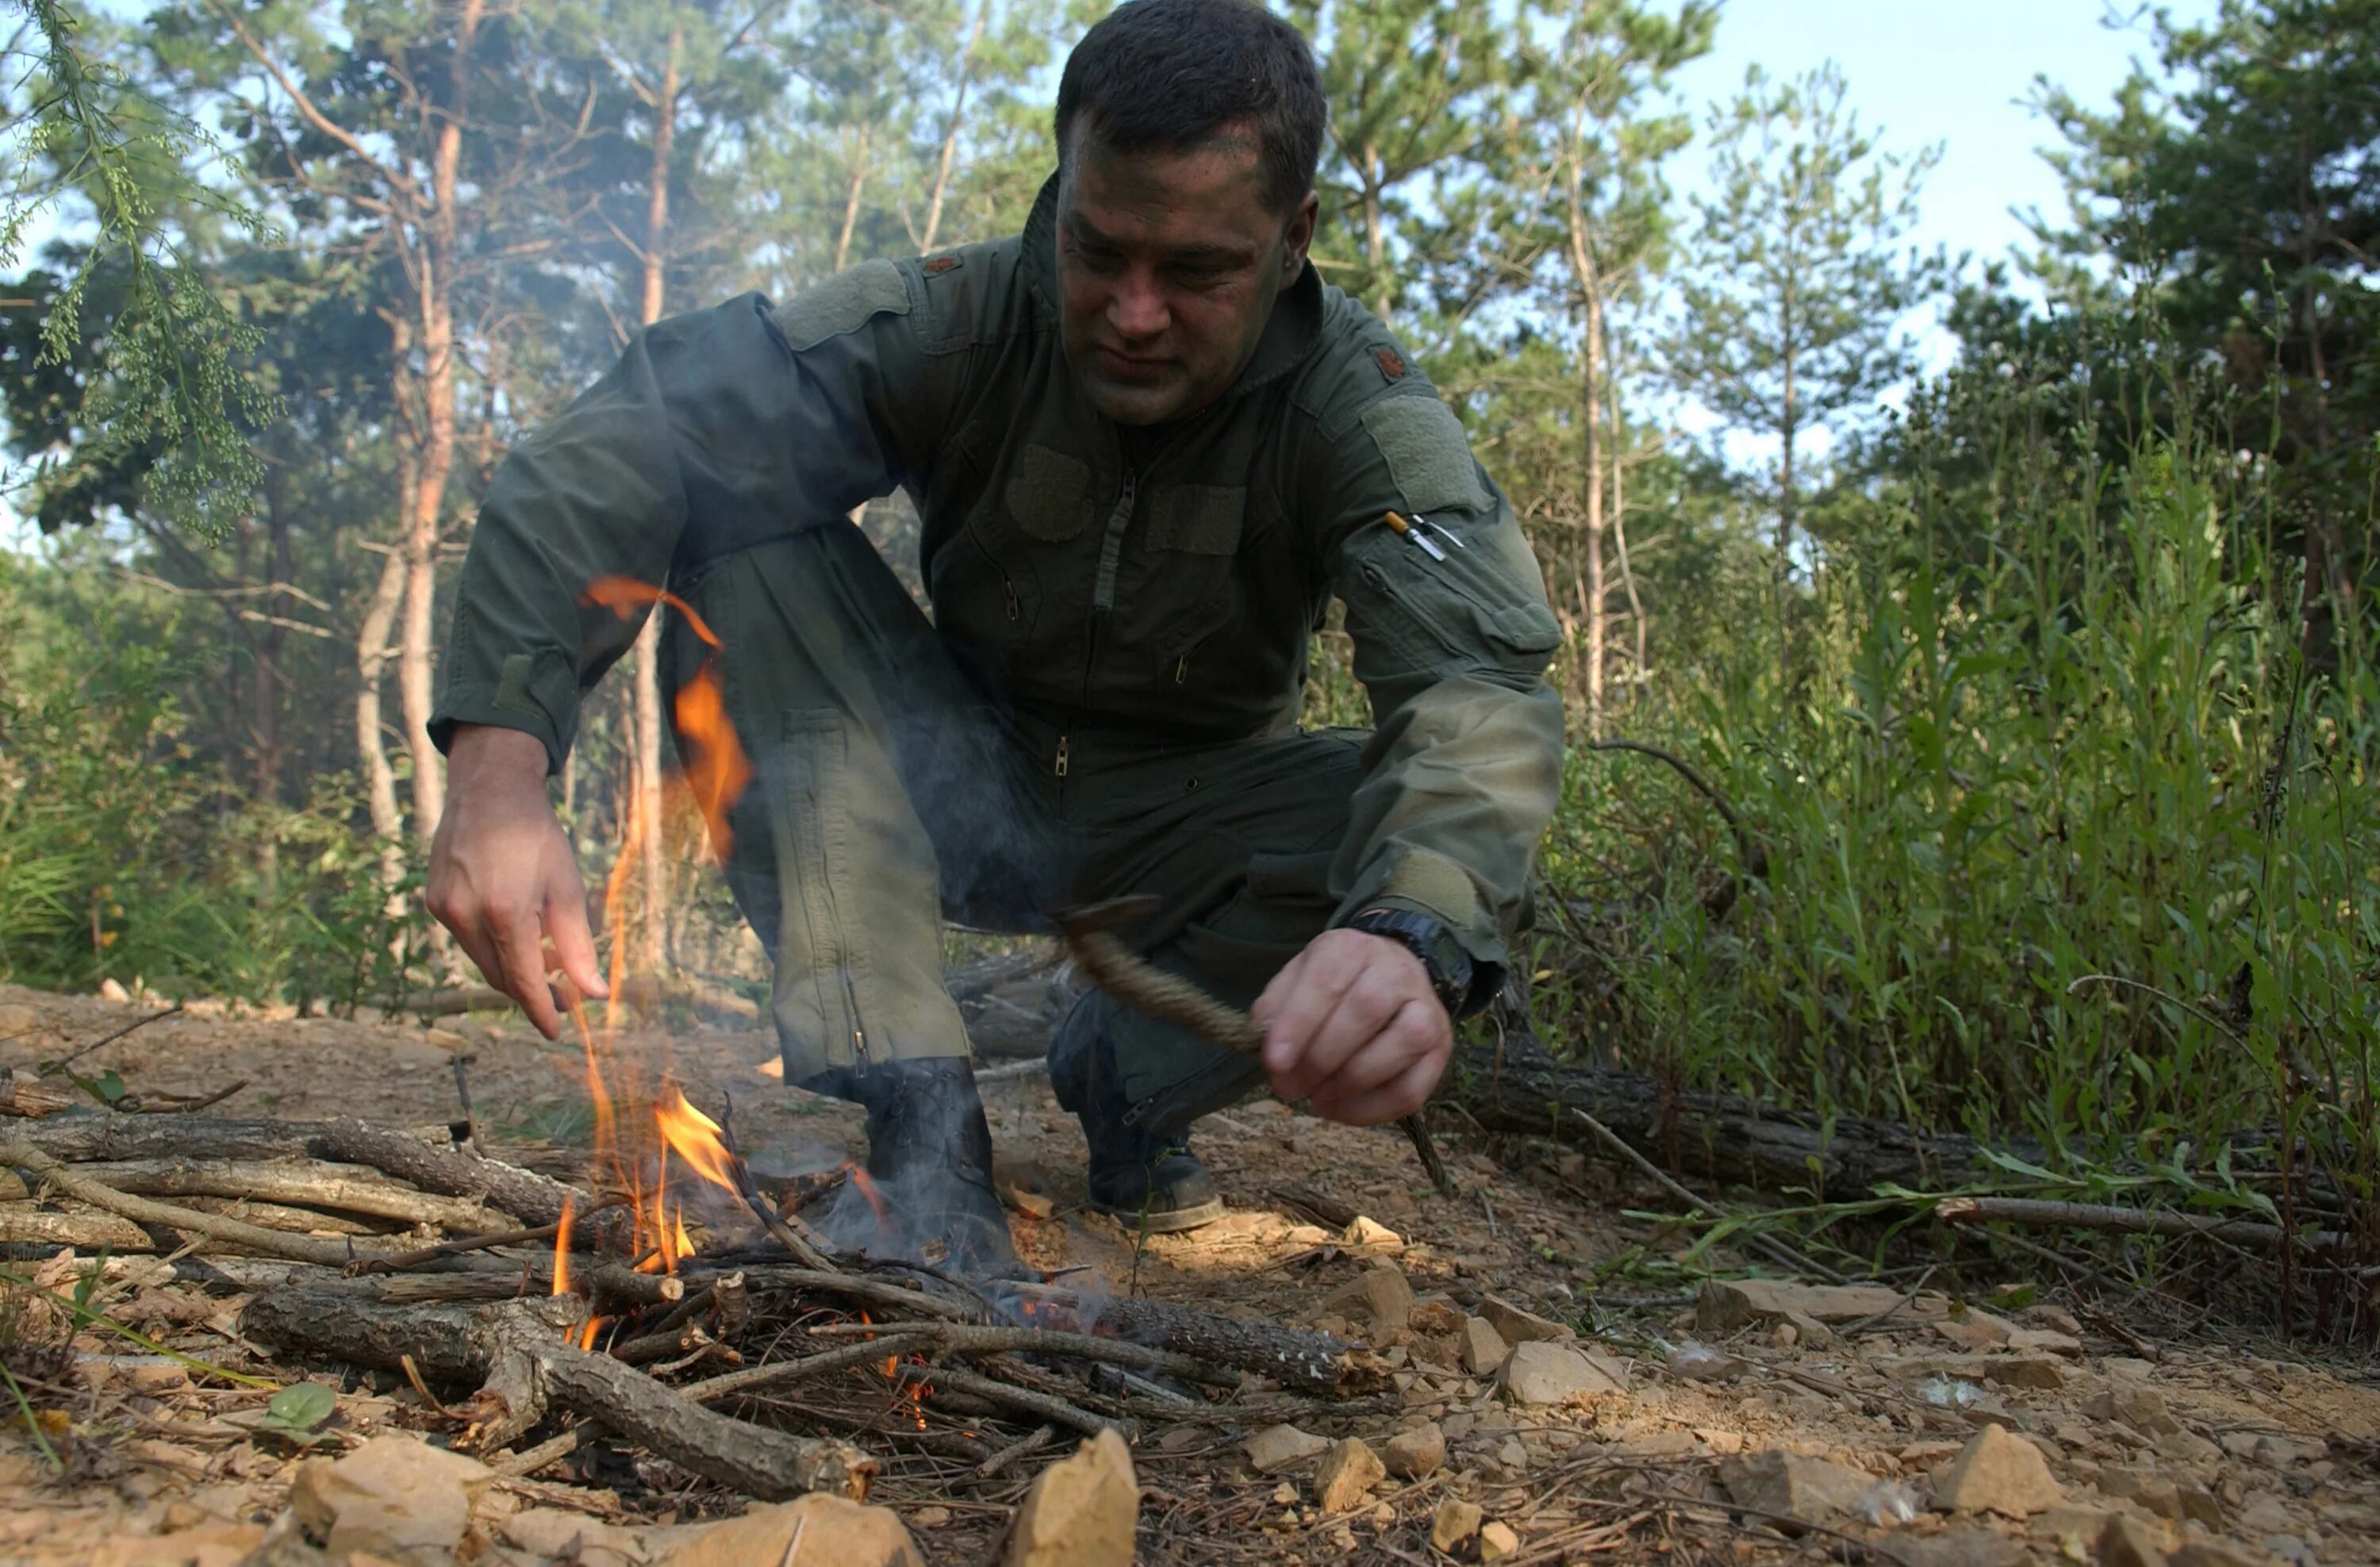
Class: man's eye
1169,265,1226,288
1073,241,1123,273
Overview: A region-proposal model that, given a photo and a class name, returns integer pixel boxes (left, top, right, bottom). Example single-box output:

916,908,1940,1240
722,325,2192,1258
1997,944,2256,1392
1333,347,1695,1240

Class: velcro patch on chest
1359,394,1488,514
770,259,911,353
1004,443,1093,541
1146,485,1246,555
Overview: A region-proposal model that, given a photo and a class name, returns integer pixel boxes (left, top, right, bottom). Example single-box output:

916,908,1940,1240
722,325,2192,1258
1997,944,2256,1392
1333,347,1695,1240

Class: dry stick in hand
1058,903,1459,1200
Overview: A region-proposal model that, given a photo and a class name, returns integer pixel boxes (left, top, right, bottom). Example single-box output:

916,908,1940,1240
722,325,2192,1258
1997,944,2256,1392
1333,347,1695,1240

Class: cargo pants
662,524,1368,1133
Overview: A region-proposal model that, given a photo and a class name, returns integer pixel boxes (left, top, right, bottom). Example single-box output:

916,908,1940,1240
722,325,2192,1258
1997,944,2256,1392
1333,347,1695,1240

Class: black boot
1050,1012,1226,1234
803,1058,1021,1276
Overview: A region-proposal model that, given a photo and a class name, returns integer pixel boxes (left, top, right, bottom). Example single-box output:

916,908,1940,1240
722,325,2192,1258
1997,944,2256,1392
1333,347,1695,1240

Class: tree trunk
1777,286,1798,566
357,485,410,893
628,22,682,977
1362,152,1388,325
396,0,485,850
832,129,868,275
919,0,987,255
1608,324,1647,689
1582,282,1606,739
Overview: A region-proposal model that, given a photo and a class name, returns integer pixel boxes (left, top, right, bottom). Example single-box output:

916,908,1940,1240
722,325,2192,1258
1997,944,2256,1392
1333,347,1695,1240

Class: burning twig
712,1095,843,1272
1057,898,1461,1200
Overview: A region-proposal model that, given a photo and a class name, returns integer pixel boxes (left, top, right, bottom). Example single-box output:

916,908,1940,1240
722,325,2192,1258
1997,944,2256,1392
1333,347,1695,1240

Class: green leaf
264,1382,336,1434
1989,1282,2038,1311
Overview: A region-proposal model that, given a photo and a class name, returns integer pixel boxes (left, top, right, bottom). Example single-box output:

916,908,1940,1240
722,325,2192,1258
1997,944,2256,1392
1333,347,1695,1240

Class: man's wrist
447,723,552,791
1345,907,1472,1016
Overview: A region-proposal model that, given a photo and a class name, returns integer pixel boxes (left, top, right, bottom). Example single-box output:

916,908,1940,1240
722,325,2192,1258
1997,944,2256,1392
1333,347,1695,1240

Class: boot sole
1090,1195,1227,1234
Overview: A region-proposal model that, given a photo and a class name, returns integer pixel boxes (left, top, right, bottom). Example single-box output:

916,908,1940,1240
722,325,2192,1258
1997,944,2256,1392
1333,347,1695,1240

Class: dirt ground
2,980,2378,1566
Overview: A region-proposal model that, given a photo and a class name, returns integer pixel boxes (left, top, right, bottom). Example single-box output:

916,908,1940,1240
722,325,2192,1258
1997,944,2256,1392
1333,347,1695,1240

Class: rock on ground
1244,1424,1330,1473
1718,1450,1877,1528
662,1496,925,1567
1501,1340,1627,1406
1383,1422,1445,1479
1696,1278,1909,1331
1430,1499,1483,1554
1007,1428,1138,1567
1460,1316,1511,1375
1479,1519,1522,1561
287,1434,493,1566
2098,1513,2173,1567
1320,1261,1415,1335
1476,1294,1572,1342
1315,1438,1385,1513
1933,1425,2064,1517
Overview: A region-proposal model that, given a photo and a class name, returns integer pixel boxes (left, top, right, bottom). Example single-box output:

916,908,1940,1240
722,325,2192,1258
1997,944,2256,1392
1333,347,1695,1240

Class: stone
1934,1316,2013,1352
288,1434,494,1566
1342,1216,1403,1250
1696,1278,1908,1331
2023,1304,2084,1335
1322,1262,1415,1335
664,1496,925,1567
1006,1428,1138,1567
2085,1386,2182,1436
2169,1546,2268,1567
1430,1499,1483,1554
1245,1424,1330,1473
1718,1451,1878,1528
1479,1520,1522,1561
1983,1354,2068,1389
98,977,132,1003
1315,1438,1385,1513
2098,1514,2172,1567
1460,1317,1511,1376
1933,1425,2065,1518
1896,1531,2027,1567
1384,1423,1446,1479
1409,1300,1464,1338
1782,1308,1837,1348
1476,1294,1573,1343
2008,1327,2084,1357
2098,1467,2182,1519
1501,1341,1626,1406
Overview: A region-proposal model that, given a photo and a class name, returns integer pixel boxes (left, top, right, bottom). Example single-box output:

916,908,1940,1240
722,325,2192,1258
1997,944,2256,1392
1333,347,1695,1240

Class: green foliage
0,552,434,1007
1534,351,2377,1189
260,1381,337,1444
2,0,277,539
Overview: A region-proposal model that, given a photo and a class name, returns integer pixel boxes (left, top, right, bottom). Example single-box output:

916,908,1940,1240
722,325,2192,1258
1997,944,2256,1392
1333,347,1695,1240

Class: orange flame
846,1163,889,1227
656,1085,740,1194
580,575,751,855
552,1197,575,1302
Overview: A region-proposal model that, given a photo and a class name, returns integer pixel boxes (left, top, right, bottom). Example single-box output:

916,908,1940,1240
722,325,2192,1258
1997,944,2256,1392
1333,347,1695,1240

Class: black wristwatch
1345,907,1473,1017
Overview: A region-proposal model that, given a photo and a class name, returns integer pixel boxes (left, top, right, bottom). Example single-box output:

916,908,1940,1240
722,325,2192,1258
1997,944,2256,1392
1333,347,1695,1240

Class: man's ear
1279,190,1320,290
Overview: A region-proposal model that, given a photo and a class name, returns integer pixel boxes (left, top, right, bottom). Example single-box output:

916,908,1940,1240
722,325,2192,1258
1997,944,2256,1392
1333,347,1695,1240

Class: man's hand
424,724,606,1039
1251,929,1451,1127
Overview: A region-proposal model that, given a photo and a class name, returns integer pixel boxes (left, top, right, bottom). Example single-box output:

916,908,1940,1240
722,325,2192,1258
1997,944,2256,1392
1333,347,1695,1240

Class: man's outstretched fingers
545,884,606,1007
489,906,561,1039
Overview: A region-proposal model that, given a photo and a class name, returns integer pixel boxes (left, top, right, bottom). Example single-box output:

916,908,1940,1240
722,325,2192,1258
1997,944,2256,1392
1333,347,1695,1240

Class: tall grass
1536,355,2377,1231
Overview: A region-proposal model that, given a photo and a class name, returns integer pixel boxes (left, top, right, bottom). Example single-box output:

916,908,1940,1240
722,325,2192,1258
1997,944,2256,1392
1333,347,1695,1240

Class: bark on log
62,1158,516,1231
0,1207,159,1250
0,1074,78,1119
17,1116,585,1229
0,1138,395,1266
1445,1033,2008,1198
242,1292,876,1500
1088,1296,1385,1396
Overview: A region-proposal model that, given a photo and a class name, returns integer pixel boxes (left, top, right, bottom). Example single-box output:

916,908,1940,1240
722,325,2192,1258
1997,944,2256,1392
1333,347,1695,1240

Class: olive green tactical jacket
432,176,1566,994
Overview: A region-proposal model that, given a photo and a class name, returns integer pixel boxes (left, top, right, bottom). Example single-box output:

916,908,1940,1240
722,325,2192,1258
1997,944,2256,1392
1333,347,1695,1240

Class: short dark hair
1055,0,1325,215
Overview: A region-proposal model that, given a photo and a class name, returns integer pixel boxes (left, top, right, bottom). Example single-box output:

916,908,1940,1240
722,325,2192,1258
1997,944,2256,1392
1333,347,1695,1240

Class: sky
1672,0,2216,277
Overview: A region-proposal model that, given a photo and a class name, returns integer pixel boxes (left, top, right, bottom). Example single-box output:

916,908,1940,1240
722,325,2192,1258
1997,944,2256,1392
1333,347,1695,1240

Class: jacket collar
1019,171,1325,406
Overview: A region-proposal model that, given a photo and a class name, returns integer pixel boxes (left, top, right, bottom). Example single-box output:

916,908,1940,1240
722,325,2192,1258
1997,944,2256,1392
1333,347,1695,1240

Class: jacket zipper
1089,469,1139,614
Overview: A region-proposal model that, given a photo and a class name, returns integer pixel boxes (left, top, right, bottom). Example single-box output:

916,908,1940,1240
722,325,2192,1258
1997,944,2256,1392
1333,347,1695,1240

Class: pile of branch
1,1109,1386,1504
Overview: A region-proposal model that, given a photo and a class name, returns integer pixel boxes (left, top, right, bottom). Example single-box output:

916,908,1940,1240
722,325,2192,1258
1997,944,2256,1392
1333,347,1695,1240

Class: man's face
1054,122,1319,426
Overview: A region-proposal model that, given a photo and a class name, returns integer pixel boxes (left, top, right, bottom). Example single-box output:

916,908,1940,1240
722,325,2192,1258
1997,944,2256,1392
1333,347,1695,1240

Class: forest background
2,0,2375,1302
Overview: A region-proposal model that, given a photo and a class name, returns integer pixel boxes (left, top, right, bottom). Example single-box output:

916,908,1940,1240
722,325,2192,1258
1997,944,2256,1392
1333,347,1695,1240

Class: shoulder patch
1375,347,1406,381
770,259,910,353
1359,394,1488,514
923,253,962,275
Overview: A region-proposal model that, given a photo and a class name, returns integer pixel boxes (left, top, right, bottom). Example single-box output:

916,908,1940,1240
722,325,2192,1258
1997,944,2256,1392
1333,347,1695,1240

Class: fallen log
0,1073,78,1119
1445,1031,2006,1197
17,1115,586,1230
60,1158,517,1231
0,1206,158,1250
241,1291,876,1500
1936,1194,2347,1254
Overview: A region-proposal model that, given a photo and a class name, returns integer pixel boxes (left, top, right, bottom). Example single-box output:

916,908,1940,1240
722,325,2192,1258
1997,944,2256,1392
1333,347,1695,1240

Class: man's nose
1107,270,1169,340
